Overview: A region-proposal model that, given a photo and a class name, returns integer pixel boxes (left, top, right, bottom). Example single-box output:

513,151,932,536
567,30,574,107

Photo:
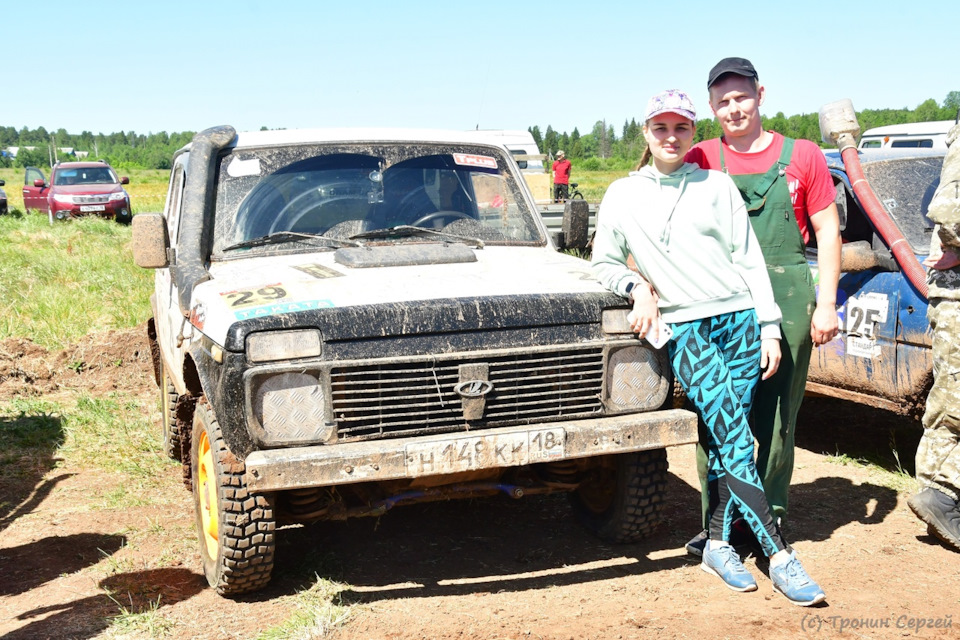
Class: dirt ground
1,326,959,640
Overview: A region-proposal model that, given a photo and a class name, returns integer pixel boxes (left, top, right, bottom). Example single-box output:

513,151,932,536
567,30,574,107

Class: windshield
54,166,118,185
861,155,943,253
212,143,544,255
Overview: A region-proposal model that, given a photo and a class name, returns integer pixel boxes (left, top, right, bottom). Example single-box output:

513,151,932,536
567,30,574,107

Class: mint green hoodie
592,162,782,339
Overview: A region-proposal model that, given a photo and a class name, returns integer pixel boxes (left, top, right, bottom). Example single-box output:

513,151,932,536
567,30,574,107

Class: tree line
0,127,195,171
2,93,957,172
529,92,960,170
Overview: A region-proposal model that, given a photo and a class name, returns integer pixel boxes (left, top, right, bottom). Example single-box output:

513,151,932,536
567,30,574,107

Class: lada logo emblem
454,380,494,398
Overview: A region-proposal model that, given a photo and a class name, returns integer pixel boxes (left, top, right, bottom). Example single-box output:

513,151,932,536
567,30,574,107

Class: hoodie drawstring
657,172,687,250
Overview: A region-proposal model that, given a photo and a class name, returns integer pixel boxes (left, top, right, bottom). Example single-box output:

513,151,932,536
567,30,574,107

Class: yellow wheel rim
197,430,219,559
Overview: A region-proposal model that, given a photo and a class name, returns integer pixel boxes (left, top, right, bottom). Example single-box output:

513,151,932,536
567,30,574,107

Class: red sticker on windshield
453,153,498,169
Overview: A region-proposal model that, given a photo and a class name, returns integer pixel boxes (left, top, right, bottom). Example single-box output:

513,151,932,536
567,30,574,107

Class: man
683,57,841,555
552,150,571,202
908,122,960,553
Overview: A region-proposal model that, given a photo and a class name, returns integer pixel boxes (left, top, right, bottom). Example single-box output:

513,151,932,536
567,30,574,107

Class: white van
465,130,545,172
858,120,954,150
466,130,551,203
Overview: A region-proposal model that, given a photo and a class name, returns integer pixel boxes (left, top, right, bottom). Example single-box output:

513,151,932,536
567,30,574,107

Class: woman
591,89,826,606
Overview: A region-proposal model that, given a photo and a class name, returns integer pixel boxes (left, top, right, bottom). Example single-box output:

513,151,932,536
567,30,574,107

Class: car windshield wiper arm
222,231,361,251
350,225,484,248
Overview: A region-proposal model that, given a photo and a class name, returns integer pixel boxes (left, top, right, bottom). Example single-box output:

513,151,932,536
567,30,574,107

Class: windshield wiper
222,231,361,251
350,225,484,248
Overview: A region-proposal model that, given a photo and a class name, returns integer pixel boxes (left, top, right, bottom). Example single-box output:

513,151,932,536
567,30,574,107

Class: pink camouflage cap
644,89,696,123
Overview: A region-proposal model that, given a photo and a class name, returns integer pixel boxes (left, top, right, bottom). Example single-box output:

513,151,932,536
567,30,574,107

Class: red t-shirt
685,132,835,243
552,158,571,185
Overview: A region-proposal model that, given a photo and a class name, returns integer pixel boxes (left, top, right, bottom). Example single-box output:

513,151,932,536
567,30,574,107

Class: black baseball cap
707,57,758,88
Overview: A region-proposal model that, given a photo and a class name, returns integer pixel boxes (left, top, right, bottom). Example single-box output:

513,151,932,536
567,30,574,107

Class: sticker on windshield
453,153,497,169
226,157,262,177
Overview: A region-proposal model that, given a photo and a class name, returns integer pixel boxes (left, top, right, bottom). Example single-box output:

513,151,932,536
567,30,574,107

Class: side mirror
120,176,129,185
839,240,898,273
132,212,170,269
560,199,590,250
0,179,4,187
33,179,45,188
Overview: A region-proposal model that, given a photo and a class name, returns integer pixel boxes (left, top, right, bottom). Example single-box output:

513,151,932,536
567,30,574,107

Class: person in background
592,88,826,606
909,121,960,553
683,58,841,555
552,150,571,202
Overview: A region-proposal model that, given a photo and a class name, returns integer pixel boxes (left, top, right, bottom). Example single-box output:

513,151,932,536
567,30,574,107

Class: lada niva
133,126,697,595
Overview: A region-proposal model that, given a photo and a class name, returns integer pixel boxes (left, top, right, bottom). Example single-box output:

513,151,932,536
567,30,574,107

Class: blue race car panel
805,149,943,415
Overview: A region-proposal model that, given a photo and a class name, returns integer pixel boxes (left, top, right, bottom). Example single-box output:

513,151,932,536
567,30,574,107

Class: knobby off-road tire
192,400,276,596
160,358,181,461
569,449,668,544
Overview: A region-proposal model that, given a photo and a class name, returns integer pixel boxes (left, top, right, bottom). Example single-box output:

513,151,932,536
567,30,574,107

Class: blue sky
7,0,957,137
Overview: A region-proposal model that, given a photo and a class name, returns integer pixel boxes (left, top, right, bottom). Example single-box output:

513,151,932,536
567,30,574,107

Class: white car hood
189,246,610,343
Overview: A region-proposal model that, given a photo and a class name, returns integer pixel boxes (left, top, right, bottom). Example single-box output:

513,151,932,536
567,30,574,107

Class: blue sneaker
769,552,826,606
701,543,758,592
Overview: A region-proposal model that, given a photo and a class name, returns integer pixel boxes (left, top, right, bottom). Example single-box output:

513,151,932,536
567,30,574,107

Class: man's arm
809,202,841,346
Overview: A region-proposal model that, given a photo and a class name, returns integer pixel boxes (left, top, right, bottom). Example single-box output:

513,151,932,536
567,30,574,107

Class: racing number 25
847,304,881,338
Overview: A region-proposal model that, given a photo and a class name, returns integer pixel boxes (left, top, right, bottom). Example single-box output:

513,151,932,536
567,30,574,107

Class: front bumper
51,198,130,220
244,408,697,492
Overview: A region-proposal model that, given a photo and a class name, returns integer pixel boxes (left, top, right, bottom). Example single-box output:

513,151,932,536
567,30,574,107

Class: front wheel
192,400,276,596
568,449,668,543
159,358,180,461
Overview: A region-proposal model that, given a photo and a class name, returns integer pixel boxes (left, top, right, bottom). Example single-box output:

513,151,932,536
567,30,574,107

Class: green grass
1,392,176,511
257,576,353,640
0,398,64,489
825,448,919,493
0,214,153,348
59,393,173,480
103,593,174,639
571,169,628,202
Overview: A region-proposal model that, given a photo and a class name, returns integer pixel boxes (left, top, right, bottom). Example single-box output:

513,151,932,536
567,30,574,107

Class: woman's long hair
635,145,652,171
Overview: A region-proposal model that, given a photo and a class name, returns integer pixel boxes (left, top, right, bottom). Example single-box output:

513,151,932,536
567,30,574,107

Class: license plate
405,428,565,475
79,205,105,212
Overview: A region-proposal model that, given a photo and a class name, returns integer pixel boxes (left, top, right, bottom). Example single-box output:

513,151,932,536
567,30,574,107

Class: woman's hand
760,338,781,380
627,284,659,337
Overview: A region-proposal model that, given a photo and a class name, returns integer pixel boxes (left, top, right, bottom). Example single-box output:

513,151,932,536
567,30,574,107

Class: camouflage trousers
918,298,960,501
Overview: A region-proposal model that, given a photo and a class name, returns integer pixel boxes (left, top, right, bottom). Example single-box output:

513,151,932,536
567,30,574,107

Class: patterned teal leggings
668,309,785,557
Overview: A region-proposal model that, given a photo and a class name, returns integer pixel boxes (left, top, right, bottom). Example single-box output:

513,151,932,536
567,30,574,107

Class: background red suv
22,161,132,224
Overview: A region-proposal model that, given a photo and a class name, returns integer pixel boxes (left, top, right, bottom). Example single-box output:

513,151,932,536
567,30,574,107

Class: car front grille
73,194,110,204
330,347,604,441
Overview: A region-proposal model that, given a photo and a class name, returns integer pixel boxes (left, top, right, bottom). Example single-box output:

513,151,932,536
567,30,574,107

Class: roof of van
822,147,945,171
860,120,956,137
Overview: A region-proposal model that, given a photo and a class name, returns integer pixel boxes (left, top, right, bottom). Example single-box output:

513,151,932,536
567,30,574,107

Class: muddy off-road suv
133,125,697,596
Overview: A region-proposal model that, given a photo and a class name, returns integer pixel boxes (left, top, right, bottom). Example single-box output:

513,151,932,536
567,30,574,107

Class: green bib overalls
696,138,817,524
